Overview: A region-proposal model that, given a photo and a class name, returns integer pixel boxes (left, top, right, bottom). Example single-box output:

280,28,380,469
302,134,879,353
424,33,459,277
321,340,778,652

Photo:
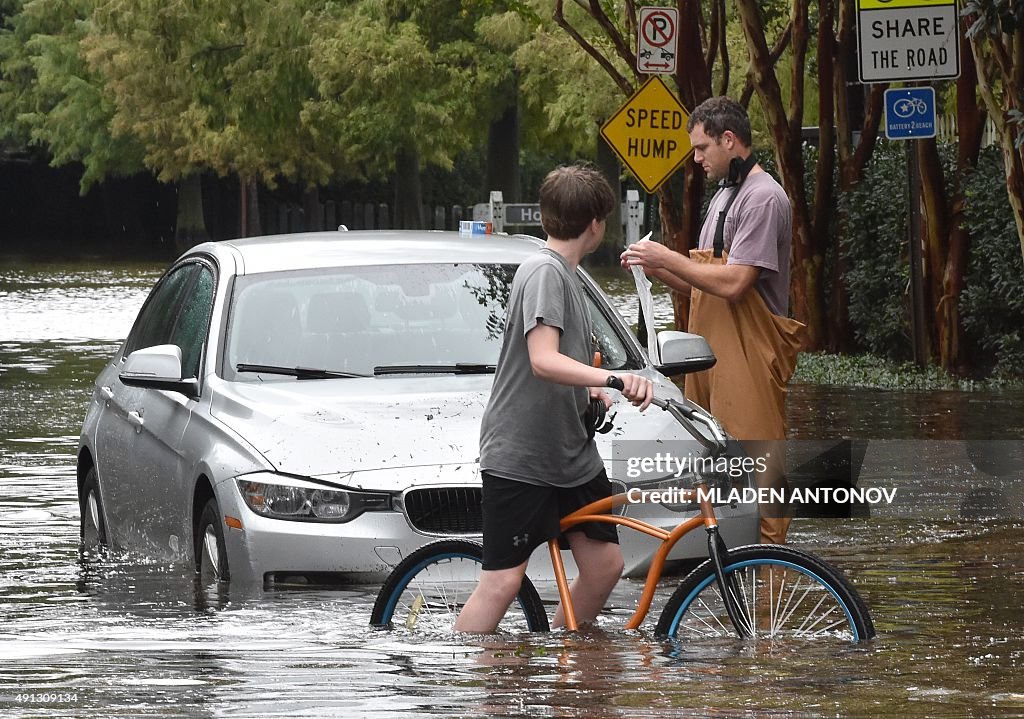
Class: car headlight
236,473,391,523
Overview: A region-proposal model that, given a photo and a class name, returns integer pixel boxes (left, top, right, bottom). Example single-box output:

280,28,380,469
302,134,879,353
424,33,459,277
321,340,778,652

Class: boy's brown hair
539,164,616,240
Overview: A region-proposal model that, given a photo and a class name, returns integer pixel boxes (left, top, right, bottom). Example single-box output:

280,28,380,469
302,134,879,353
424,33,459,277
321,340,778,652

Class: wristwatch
606,375,624,390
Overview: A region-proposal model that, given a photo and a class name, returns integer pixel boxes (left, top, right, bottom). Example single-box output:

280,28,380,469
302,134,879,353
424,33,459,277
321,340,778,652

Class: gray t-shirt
479,248,603,487
698,171,792,316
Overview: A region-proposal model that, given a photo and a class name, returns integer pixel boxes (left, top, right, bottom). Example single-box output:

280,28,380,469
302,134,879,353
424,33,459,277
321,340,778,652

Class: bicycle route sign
637,6,678,74
857,0,960,83
884,87,937,139
601,76,692,194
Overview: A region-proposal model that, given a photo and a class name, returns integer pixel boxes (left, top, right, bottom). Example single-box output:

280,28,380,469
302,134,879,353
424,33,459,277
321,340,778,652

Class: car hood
209,375,494,477
208,374,691,486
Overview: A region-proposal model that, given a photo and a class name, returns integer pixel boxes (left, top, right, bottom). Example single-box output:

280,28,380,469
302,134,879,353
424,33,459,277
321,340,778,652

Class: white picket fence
935,113,1000,146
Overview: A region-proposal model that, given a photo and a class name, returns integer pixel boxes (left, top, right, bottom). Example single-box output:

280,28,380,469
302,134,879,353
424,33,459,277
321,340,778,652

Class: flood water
2,258,1023,718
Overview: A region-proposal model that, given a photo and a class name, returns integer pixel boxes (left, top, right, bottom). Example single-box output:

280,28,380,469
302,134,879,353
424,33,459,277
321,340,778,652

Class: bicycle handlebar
606,375,727,453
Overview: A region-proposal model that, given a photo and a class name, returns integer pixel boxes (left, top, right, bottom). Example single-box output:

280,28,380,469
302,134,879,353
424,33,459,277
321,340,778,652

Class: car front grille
404,487,482,535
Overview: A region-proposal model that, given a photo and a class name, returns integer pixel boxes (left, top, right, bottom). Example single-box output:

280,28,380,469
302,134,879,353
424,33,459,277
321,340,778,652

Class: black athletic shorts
480,468,619,571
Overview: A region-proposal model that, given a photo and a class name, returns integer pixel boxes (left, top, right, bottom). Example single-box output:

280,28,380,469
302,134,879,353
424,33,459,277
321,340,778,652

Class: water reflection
1,261,1023,717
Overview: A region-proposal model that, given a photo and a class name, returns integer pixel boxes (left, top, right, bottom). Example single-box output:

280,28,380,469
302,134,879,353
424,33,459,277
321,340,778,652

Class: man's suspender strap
713,153,757,258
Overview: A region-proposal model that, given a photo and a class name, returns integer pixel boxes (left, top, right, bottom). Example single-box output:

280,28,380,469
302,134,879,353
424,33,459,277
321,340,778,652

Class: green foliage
793,351,1023,390
513,0,624,159
837,141,912,361
0,0,144,190
84,0,331,186
302,1,513,182
960,146,1024,377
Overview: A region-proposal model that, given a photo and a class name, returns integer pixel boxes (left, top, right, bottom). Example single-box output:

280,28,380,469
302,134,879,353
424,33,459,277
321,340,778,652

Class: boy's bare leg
454,562,529,633
551,533,624,629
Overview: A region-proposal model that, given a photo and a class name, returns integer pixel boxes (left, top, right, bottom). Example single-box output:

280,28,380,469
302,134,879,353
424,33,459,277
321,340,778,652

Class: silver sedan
76,230,756,587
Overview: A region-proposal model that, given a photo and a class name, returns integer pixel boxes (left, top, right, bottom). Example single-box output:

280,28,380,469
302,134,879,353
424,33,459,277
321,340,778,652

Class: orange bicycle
370,388,875,643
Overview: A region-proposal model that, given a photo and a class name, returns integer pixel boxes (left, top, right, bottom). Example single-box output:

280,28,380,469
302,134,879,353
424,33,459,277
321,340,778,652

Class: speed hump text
601,76,692,194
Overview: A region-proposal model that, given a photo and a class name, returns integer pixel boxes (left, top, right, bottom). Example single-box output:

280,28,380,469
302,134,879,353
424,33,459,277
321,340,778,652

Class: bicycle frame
551,486,714,631
549,396,751,635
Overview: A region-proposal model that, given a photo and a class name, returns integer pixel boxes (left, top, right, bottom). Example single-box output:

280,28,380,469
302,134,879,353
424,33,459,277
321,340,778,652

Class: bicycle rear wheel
656,545,874,643
370,539,550,633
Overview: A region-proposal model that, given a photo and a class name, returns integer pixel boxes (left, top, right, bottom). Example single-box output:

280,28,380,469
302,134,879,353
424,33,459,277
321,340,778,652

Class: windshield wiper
373,363,496,376
236,363,368,379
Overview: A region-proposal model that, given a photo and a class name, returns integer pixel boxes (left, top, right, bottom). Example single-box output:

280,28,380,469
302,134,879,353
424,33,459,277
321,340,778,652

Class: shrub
960,146,1024,378
837,141,911,361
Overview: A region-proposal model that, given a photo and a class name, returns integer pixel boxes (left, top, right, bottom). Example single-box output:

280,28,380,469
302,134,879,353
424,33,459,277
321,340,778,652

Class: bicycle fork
706,526,752,638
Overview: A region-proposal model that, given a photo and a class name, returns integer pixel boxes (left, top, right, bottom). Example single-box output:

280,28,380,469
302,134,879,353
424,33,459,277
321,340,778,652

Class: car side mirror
655,331,716,376
119,344,199,398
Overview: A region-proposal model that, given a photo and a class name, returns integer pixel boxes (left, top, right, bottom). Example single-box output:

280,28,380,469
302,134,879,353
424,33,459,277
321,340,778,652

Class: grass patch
792,352,1024,391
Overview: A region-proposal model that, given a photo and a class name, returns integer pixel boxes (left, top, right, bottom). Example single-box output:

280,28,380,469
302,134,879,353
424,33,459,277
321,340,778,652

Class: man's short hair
539,164,616,240
686,96,753,147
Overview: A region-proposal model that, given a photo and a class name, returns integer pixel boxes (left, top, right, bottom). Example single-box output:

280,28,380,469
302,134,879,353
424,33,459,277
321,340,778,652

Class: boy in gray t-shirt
455,165,653,633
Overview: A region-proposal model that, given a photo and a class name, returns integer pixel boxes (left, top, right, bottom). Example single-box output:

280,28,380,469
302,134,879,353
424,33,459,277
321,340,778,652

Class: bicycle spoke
665,558,867,642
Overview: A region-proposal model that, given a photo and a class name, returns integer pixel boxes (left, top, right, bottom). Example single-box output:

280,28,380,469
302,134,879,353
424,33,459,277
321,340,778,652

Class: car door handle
128,410,144,429
101,386,115,400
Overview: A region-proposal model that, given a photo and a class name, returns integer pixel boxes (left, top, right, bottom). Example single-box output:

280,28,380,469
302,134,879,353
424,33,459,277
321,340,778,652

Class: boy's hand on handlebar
609,373,654,411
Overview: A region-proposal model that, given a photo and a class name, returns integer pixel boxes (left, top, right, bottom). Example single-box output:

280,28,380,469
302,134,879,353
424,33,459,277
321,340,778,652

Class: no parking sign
637,7,678,74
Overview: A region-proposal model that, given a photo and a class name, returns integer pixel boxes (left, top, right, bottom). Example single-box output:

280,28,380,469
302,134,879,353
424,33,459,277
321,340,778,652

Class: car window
589,299,630,370
123,264,197,358
168,265,215,379
224,262,637,378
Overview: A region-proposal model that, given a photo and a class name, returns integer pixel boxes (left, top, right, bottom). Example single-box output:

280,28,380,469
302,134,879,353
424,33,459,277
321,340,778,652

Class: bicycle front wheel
370,539,550,634
656,545,874,642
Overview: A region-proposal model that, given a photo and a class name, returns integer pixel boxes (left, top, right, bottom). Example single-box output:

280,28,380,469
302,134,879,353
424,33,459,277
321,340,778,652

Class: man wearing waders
621,96,805,544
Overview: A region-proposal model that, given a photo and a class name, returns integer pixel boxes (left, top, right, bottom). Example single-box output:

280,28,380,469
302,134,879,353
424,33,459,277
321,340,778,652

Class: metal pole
625,190,642,246
907,141,928,367
488,191,504,234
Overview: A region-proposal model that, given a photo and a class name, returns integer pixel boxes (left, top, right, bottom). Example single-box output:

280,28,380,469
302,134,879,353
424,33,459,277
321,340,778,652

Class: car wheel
79,467,108,548
194,497,230,583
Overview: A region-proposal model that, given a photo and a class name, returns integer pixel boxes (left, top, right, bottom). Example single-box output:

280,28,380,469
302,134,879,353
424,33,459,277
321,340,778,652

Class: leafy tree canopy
0,0,143,190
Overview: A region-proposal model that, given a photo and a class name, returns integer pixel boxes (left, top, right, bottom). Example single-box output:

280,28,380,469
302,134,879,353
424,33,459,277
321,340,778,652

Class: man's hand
620,239,678,272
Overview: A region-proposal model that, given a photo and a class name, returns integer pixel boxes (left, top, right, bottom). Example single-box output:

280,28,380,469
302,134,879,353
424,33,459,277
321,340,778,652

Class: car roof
194,230,546,275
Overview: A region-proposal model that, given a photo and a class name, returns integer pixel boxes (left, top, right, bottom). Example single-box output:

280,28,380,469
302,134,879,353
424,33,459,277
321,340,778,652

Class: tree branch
717,0,731,96
789,1,809,139
587,0,637,81
740,20,791,108
553,1,633,95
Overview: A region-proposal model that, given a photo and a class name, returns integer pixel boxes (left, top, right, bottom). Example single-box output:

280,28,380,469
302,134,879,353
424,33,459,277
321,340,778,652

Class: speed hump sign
600,76,692,194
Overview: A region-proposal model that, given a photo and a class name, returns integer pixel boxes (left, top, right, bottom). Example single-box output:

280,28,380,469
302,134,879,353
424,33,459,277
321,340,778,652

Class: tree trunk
393,147,423,229
486,100,520,204
302,187,321,232
595,132,623,264
174,174,209,253
735,0,823,347
917,137,948,364
935,33,985,373
966,11,1024,265
247,179,262,237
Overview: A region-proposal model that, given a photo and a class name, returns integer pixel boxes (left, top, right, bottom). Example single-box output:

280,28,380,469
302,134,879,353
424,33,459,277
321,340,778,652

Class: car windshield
224,262,633,379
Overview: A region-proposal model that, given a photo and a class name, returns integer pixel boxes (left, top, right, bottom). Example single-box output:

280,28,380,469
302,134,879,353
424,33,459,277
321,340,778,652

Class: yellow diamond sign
601,76,692,194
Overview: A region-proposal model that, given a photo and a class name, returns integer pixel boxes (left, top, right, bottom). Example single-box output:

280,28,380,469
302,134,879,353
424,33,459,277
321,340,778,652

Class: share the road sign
601,76,692,194
857,0,960,83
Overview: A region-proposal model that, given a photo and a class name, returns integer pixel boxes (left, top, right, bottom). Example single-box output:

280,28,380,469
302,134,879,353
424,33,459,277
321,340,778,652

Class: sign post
857,1,958,367
600,76,692,195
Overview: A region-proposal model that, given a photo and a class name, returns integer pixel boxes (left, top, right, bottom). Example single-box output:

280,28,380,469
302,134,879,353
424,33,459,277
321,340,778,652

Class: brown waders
684,249,806,544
